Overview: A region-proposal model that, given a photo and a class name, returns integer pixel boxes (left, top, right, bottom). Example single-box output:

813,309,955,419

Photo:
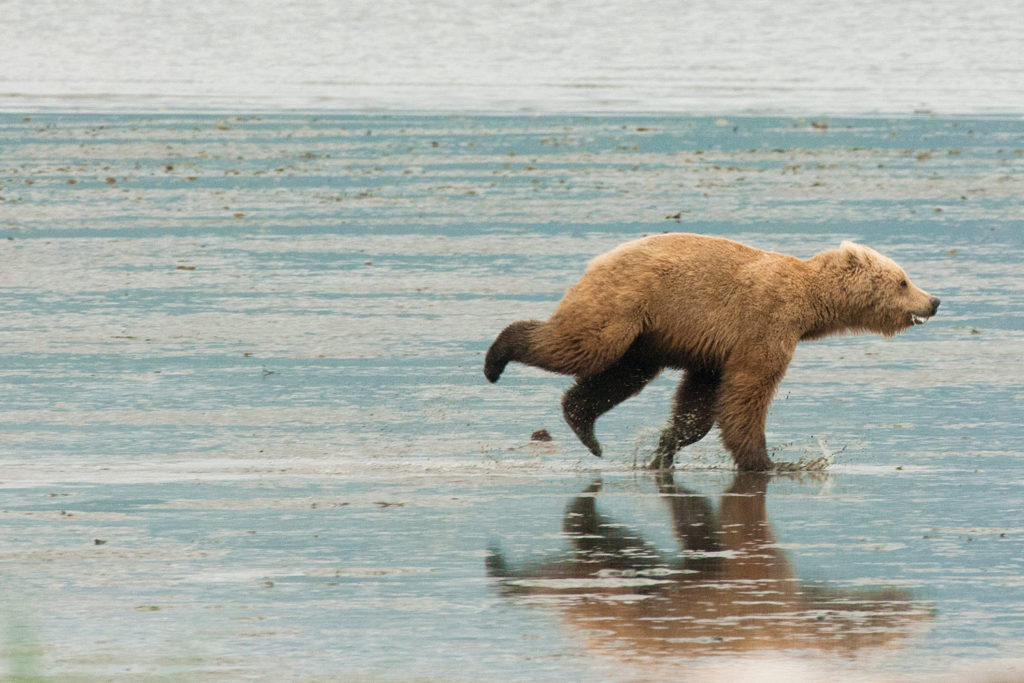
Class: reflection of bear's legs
654,471,721,558
563,480,655,568
647,369,721,469
715,369,779,471
562,352,661,458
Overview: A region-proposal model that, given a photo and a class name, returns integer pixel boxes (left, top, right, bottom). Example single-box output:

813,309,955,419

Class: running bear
483,233,939,471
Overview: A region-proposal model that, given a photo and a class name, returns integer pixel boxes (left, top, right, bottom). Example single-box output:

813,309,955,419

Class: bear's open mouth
911,314,929,325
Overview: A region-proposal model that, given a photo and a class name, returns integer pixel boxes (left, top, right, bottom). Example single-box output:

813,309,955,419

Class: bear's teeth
912,314,926,325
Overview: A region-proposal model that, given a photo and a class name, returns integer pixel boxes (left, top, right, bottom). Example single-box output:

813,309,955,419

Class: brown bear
484,233,939,471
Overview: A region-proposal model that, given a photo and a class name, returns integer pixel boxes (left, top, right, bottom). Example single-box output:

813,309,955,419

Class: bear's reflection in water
487,473,930,659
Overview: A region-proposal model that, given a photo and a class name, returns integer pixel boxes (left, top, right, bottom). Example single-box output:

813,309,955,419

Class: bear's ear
840,240,861,266
839,240,871,268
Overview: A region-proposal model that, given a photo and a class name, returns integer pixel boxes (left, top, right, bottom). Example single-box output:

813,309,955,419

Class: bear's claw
565,419,603,458
561,401,603,457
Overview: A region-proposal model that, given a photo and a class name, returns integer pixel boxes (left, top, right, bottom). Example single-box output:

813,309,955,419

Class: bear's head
831,241,940,337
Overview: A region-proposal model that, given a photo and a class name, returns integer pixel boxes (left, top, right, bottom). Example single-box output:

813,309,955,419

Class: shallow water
0,113,1022,680
3,0,1023,115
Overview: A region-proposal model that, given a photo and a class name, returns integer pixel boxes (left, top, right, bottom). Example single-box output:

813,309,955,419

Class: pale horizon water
2,0,1023,115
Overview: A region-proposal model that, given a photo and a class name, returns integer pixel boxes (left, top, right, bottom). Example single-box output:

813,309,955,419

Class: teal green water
0,113,1021,680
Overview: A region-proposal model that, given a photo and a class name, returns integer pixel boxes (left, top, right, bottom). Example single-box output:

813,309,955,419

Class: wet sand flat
0,113,1021,680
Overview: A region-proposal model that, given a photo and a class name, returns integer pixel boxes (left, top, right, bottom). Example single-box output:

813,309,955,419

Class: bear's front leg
715,364,784,472
646,368,720,470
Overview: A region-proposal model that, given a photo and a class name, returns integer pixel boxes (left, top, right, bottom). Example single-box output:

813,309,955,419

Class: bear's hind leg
484,320,544,382
486,305,646,382
562,351,661,458
647,368,720,470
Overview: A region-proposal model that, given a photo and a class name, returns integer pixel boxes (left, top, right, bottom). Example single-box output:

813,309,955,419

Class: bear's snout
909,295,940,327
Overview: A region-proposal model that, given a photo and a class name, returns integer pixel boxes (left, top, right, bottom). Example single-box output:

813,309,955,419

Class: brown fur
484,233,939,470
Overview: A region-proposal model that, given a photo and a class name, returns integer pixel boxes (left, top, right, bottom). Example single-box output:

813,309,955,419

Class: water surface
0,113,1021,680
3,0,1023,114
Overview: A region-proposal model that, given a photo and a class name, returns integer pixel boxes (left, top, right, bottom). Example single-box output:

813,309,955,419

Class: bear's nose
929,297,940,315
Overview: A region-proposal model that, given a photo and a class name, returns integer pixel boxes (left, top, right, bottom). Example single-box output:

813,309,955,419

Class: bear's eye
899,279,908,288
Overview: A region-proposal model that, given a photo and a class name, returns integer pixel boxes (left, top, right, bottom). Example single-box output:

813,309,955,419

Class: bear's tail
483,320,543,382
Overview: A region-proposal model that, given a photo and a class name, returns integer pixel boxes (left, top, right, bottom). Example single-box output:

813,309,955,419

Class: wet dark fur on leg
647,368,721,470
562,349,661,457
